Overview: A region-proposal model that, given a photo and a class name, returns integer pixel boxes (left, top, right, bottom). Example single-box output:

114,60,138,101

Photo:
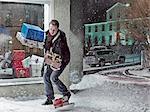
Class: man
42,20,71,105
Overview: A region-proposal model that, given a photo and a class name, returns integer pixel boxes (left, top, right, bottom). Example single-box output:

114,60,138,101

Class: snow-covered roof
106,2,125,13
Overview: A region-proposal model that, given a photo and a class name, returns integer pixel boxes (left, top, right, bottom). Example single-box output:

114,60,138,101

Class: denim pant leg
50,66,69,96
43,66,55,100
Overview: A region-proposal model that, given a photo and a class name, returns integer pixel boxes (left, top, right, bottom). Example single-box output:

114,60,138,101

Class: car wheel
119,57,125,63
90,64,96,67
99,60,105,67
111,61,115,65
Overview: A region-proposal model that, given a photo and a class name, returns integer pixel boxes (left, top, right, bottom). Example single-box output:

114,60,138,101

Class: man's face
49,24,58,36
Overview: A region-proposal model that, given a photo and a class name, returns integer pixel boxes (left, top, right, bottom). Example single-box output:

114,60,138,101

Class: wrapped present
44,52,62,71
12,60,23,69
22,57,31,68
16,32,44,49
21,23,44,42
31,63,43,77
12,50,25,61
30,55,44,77
14,68,30,78
30,55,44,65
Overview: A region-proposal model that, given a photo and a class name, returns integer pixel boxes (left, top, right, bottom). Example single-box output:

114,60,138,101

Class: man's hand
44,52,53,65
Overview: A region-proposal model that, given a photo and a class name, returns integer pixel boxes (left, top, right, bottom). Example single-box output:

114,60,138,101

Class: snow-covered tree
124,0,150,67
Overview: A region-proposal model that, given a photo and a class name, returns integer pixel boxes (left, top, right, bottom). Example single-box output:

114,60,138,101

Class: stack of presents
13,23,45,78
12,50,30,78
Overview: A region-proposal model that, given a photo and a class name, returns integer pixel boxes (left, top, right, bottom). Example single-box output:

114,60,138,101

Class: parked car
85,49,125,67
89,45,107,51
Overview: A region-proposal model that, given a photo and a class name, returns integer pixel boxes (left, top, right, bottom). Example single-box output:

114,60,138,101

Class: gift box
16,32,44,49
22,57,31,68
14,68,30,78
12,60,23,69
30,55,44,65
44,52,62,70
21,23,44,42
31,63,43,77
12,50,25,61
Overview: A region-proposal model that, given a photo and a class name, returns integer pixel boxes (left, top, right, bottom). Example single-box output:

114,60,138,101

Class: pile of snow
129,68,150,77
70,73,107,90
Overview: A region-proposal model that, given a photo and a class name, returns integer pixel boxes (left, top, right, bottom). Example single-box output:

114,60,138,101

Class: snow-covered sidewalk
127,68,150,77
0,96,100,112
0,68,150,112
71,72,150,112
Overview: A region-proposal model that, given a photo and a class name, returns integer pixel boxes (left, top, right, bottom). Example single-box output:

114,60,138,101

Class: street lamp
119,3,130,7
125,3,130,7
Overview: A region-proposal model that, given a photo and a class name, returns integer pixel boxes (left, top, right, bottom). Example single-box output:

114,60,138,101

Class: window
117,12,120,19
94,36,98,46
102,24,105,31
95,25,98,32
116,32,120,44
109,23,112,31
0,3,44,27
87,35,92,48
109,35,112,45
0,0,52,79
97,50,113,55
101,36,105,45
88,26,91,32
109,14,112,20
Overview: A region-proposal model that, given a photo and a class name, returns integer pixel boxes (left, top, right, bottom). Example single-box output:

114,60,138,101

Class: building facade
84,2,134,49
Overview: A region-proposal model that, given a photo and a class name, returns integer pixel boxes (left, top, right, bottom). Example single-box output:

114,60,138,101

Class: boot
63,92,71,102
42,98,53,105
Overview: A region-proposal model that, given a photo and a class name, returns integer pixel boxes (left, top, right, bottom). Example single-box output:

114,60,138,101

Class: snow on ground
129,68,150,77
0,67,150,112
0,96,101,112
0,97,50,112
70,73,107,90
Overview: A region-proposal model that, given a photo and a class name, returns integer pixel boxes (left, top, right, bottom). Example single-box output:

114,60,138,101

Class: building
84,2,134,49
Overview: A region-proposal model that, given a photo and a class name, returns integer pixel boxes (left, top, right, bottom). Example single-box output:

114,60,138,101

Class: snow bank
70,73,107,90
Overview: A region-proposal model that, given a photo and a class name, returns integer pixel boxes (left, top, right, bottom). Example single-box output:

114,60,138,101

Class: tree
123,0,150,67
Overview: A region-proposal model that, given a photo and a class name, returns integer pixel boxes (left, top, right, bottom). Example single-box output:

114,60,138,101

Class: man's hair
49,19,59,28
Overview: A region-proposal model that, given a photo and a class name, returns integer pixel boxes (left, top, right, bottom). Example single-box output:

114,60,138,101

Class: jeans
43,65,69,100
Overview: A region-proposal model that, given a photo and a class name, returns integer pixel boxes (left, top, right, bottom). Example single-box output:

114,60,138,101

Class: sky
0,66,150,112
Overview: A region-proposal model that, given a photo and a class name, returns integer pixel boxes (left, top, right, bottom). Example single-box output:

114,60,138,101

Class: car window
87,51,95,55
97,50,113,55
90,46,107,51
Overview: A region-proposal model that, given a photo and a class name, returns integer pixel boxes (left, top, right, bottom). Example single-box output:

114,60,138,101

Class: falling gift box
21,23,44,42
16,32,44,49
